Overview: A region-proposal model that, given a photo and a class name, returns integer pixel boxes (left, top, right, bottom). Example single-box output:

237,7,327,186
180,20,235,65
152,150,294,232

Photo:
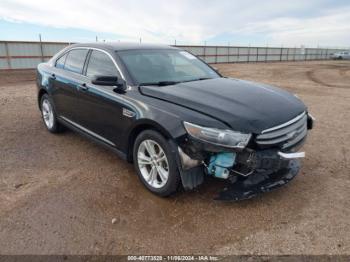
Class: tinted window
86,51,118,77
118,50,219,84
64,49,89,74
55,53,67,69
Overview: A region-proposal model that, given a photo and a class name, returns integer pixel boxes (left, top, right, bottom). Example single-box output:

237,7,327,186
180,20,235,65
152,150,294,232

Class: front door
74,50,127,148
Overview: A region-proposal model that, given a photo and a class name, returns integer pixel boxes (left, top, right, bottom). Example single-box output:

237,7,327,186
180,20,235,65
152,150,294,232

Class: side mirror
91,75,127,93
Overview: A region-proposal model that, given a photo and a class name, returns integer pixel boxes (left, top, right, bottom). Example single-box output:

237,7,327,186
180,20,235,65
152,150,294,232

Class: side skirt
57,117,127,161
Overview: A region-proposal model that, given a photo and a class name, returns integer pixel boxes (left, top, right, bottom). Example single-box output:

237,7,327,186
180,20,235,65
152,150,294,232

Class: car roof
69,42,179,52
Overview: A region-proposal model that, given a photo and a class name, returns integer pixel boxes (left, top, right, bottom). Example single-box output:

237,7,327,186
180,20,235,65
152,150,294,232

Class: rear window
64,49,89,74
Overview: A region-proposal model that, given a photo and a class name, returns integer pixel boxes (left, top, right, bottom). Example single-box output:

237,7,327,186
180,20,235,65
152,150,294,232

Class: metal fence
179,45,342,64
0,40,344,70
0,41,69,69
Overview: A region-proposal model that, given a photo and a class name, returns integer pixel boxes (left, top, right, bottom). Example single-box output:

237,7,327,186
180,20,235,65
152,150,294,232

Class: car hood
139,77,306,134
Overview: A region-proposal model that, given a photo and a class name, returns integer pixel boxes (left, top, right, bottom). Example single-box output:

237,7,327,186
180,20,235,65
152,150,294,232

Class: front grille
256,112,307,149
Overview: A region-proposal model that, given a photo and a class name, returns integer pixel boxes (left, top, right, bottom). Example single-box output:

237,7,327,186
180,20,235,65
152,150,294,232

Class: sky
0,0,349,48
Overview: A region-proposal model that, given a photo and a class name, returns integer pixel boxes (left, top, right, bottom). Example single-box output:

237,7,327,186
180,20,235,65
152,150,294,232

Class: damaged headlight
183,122,251,149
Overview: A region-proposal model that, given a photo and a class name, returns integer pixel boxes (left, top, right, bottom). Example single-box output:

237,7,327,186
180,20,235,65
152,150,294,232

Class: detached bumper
215,159,300,201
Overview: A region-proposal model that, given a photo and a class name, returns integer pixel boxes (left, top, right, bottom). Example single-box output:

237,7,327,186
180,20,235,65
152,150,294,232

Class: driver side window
86,50,118,78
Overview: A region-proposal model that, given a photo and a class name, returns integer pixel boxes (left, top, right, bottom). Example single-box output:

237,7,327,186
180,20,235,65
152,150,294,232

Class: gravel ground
0,61,349,255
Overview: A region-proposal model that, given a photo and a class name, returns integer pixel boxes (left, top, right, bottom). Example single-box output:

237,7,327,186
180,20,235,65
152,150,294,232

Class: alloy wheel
42,99,54,129
137,139,169,189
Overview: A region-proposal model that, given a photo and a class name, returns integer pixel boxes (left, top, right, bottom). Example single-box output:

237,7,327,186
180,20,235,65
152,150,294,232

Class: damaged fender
168,139,205,190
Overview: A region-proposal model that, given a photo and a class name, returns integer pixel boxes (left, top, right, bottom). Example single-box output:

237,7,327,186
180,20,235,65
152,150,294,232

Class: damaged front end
174,112,314,201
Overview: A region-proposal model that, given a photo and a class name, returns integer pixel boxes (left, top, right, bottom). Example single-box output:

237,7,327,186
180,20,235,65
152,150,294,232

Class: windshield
117,49,220,85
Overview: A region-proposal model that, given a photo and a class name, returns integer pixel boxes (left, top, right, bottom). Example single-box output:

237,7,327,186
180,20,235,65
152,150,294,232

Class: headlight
183,122,251,149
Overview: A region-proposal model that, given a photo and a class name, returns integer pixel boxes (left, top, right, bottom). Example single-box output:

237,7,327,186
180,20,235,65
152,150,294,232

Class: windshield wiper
182,77,213,83
139,78,213,87
139,81,180,86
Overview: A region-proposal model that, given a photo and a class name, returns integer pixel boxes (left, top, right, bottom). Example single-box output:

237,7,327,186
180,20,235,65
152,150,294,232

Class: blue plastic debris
207,152,236,179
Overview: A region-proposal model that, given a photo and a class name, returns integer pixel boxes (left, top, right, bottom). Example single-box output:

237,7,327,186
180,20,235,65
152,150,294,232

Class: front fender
121,116,186,161
124,118,205,190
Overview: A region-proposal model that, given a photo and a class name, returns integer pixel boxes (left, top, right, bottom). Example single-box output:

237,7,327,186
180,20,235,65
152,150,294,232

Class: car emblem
286,130,297,139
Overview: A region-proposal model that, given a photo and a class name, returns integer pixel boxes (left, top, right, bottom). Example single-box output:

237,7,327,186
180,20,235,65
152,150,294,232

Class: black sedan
36,42,314,200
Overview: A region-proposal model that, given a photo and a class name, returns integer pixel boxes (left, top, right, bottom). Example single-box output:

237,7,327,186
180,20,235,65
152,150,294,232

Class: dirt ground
0,61,349,255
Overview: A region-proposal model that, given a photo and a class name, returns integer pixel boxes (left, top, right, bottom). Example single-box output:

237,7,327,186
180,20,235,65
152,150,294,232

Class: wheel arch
38,88,48,109
126,120,175,163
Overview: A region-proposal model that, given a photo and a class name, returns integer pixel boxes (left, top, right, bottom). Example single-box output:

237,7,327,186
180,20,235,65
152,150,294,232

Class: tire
133,130,181,197
40,94,64,133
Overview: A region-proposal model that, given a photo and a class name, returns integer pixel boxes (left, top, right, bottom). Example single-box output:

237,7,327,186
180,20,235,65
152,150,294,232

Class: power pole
39,34,44,62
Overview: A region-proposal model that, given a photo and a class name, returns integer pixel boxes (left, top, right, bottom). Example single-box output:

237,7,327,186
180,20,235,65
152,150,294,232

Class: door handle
78,83,89,91
50,73,56,80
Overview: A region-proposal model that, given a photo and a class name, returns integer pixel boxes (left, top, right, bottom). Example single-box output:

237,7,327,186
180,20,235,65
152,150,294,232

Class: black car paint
37,43,311,198
140,77,306,134
37,44,230,153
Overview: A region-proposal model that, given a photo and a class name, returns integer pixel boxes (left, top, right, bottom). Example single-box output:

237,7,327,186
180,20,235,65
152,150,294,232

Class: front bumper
175,145,304,201
215,159,300,201
173,114,313,200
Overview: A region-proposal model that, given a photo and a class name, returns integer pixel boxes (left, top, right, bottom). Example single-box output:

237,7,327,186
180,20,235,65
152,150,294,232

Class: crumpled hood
139,77,306,134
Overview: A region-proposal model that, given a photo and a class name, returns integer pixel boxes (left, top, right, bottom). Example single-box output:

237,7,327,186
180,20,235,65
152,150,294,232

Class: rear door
51,49,89,123
75,49,127,148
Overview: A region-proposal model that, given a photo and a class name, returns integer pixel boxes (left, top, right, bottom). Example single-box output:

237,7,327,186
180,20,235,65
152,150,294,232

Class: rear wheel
133,130,181,197
40,94,64,133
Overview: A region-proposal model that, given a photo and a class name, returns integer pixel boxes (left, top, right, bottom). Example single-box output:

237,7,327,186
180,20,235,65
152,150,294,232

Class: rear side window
86,50,118,77
55,53,67,69
64,49,89,74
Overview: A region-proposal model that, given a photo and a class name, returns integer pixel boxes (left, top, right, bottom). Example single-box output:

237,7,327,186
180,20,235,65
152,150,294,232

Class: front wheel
133,130,181,197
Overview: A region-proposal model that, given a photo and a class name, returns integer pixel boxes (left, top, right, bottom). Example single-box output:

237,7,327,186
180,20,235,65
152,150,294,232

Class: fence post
39,42,44,62
237,46,240,63
215,46,218,64
293,47,296,61
39,34,44,62
265,46,268,62
203,45,206,63
280,47,283,62
227,45,229,63
246,46,250,63
4,42,11,69
286,48,289,61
